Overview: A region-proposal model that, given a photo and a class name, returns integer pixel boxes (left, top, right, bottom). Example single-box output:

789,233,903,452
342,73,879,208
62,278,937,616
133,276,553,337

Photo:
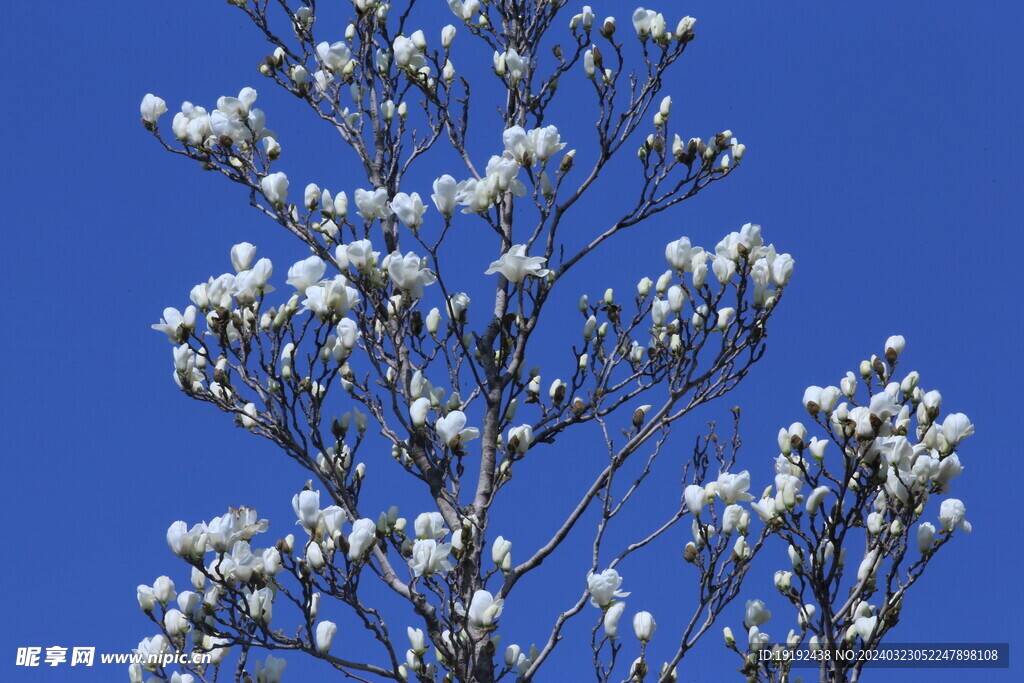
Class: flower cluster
725,337,973,673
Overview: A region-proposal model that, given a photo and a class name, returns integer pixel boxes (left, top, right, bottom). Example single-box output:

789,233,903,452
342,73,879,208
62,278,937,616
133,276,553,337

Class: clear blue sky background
1,1,1021,681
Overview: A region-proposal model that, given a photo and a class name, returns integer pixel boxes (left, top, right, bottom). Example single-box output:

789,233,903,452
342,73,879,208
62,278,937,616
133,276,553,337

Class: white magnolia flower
529,126,566,161
502,125,566,165
292,489,321,530
631,8,659,39
230,242,257,273
410,397,431,427
467,590,504,628
583,48,596,78
441,24,457,48
134,635,170,663
431,175,460,216
174,101,213,145
884,334,906,359
316,506,347,541
386,250,437,298
263,548,283,576
447,292,470,320
348,518,377,560
410,539,455,576
246,587,273,625
315,620,338,653
491,536,512,565
665,237,704,271
414,512,449,540
140,93,168,124
854,616,878,642
305,540,325,570
633,611,657,642
587,568,630,608
684,484,708,516
166,521,208,559
253,654,287,683
744,599,771,627
715,471,754,504
604,601,626,638
721,504,746,535
806,486,830,515
261,172,289,206
305,184,321,211
485,245,550,283
317,41,352,73
232,258,274,304
393,35,426,71
448,0,482,21
938,498,971,532
802,385,840,414
941,413,974,447
354,188,393,220
152,576,176,604
917,522,936,553
152,306,197,341
390,192,428,229
507,424,533,455
345,239,379,274
204,507,269,552
302,276,361,318
435,411,480,448
286,255,327,293
715,223,765,262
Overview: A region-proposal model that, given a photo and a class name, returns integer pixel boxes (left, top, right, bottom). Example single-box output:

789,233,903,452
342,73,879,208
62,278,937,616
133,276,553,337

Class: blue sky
1,1,1021,681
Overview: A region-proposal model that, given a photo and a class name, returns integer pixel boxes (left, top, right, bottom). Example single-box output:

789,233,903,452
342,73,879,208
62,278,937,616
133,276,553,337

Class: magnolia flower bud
604,601,627,638
306,541,325,569
441,24,456,48
263,136,281,160
137,585,155,613
410,397,431,427
633,611,657,642
315,621,338,653
261,172,289,206
683,542,698,563
917,522,936,554
637,277,653,296
549,379,566,404
492,536,512,566
140,93,168,126
884,334,906,363
841,371,857,398
777,428,792,456
154,576,176,604
303,183,321,210
806,486,829,515
656,269,673,294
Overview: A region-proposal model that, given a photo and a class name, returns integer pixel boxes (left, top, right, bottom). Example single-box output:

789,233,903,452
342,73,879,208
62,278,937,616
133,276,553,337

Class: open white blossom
485,245,550,283
435,411,480,448
409,539,454,576
587,568,630,608
386,250,437,298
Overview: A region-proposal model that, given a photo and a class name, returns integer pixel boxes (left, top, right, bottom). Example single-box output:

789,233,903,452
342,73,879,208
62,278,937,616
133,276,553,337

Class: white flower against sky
485,245,549,283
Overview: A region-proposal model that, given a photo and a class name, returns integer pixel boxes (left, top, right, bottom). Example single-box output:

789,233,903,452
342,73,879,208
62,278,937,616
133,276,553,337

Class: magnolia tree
133,2,973,682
